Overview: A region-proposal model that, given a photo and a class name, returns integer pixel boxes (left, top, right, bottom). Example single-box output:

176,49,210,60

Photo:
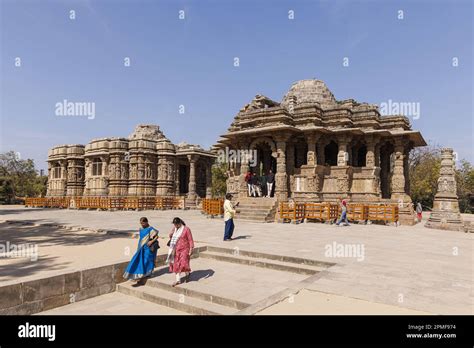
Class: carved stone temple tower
46,124,216,206
425,148,464,231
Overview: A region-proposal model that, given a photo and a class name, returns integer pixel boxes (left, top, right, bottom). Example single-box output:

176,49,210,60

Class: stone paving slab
38,291,186,315
258,289,431,315
0,219,202,285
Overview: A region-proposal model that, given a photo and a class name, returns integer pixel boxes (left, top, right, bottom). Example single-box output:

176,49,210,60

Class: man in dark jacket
266,170,275,198
244,171,252,196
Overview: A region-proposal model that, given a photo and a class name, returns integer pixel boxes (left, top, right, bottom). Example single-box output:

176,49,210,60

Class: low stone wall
0,246,207,315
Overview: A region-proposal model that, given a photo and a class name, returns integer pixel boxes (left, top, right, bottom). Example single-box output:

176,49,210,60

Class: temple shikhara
46,125,215,206
216,79,427,223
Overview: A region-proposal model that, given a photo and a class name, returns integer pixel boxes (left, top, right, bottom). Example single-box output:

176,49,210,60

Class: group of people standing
244,170,275,198
123,216,194,287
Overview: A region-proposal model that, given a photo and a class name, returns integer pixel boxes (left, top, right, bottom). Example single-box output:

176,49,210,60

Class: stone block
22,275,65,302
64,271,82,293
74,286,101,302
81,265,113,289
0,300,43,315
42,294,72,311
0,283,23,309
112,262,129,284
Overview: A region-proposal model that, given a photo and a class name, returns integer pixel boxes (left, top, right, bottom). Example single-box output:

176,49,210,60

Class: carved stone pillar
366,141,376,168
404,147,410,195
391,138,411,203
238,143,250,197
275,137,288,200
426,148,464,231
306,134,319,166
187,155,197,200
337,136,350,166
206,161,212,198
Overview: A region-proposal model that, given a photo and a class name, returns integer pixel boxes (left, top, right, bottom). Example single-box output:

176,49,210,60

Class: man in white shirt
223,193,239,241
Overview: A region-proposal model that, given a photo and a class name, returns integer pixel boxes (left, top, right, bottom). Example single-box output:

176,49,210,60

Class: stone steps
145,277,250,310
206,246,336,268
117,281,237,315
234,198,278,222
199,247,330,275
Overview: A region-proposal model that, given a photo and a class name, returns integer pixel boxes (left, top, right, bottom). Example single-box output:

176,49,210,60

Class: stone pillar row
233,134,412,202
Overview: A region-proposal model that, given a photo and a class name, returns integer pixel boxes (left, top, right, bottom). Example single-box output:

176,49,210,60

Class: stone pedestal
426,148,464,231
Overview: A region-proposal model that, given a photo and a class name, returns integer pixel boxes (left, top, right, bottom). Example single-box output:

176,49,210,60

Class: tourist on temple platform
260,173,268,197
123,217,160,286
266,170,275,198
166,217,194,287
335,199,350,226
251,172,260,197
223,193,239,241
245,171,253,197
416,202,423,222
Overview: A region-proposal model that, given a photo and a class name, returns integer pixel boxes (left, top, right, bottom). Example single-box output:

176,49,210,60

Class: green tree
409,146,441,209
456,160,474,213
0,151,46,202
211,162,228,198
409,146,473,213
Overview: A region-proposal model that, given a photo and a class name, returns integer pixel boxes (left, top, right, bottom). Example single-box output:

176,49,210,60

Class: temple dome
128,124,167,141
281,79,337,108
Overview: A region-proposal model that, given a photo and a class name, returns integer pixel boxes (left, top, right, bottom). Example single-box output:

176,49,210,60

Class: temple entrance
179,164,188,194
351,142,367,167
252,142,276,175
380,143,394,199
324,141,338,166
294,139,308,168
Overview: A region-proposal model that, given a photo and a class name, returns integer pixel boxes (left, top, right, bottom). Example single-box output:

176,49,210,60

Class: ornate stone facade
425,148,464,231
47,125,215,202
216,79,427,205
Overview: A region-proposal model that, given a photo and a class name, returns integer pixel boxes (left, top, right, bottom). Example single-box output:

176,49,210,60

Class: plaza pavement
0,205,472,314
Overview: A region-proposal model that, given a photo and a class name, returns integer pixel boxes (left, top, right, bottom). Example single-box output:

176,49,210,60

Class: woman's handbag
148,232,160,253
166,239,171,247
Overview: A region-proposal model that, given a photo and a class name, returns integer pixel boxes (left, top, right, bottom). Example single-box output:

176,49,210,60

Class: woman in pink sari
166,217,194,287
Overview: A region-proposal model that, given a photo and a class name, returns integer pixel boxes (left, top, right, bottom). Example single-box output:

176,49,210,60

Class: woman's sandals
172,274,190,287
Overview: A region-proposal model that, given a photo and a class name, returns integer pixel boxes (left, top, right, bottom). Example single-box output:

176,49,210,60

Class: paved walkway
0,205,472,314
38,291,186,315
258,289,431,315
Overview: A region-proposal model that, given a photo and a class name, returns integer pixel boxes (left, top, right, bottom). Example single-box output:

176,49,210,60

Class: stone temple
216,79,427,222
46,125,215,204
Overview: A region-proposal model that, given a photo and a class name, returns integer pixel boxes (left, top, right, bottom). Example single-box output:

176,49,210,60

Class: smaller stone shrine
425,148,464,231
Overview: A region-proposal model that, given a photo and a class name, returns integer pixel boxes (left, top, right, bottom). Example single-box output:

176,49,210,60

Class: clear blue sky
1,0,472,171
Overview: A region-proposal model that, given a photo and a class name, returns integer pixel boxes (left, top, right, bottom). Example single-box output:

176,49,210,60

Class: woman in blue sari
123,217,159,286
